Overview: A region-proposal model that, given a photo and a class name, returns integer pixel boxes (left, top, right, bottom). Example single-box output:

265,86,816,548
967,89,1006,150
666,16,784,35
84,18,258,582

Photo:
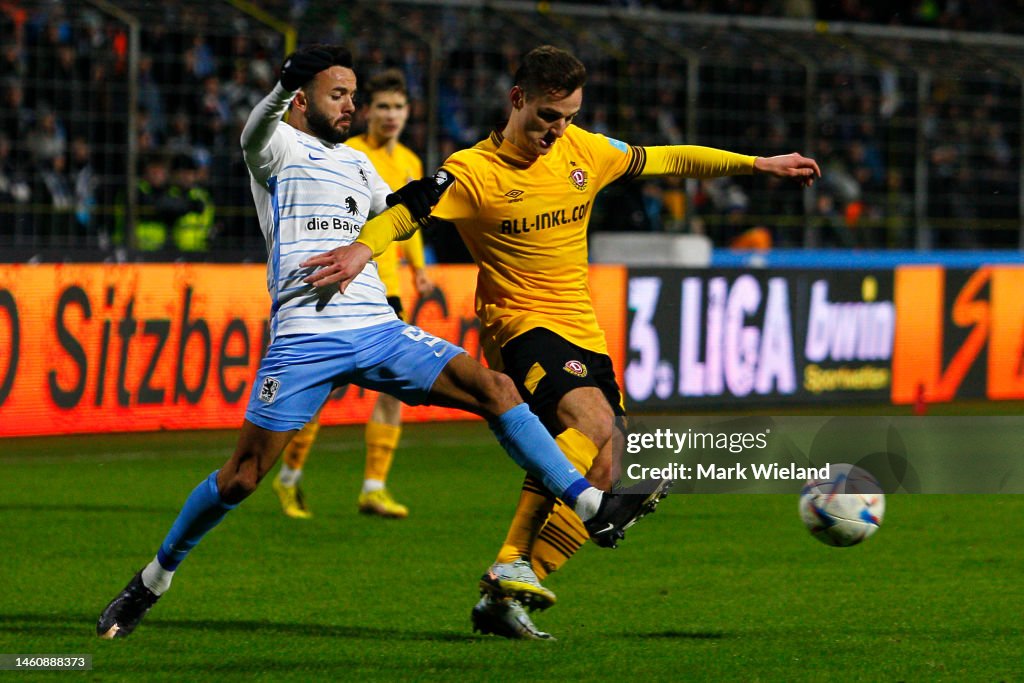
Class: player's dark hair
514,45,586,98
285,44,356,106
364,68,408,103
299,43,353,70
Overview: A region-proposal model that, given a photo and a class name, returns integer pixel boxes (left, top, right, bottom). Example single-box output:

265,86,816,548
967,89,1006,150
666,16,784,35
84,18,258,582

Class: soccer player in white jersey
96,45,669,640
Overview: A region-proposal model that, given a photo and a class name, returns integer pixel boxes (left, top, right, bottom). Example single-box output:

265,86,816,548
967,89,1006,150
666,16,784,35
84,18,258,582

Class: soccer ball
799,463,885,547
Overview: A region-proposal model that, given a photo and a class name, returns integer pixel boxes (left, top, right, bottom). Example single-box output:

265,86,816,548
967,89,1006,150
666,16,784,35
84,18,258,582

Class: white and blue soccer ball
799,463,885,547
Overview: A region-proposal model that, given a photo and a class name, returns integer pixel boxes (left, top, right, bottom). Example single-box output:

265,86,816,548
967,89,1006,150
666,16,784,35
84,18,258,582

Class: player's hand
413,268,435,297
301,242,372,292
385,170,453,221
753,153,821,187
279,48,335,91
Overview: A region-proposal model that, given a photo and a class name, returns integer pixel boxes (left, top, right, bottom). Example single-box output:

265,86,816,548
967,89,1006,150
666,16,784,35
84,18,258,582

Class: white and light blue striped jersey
241,84,396,339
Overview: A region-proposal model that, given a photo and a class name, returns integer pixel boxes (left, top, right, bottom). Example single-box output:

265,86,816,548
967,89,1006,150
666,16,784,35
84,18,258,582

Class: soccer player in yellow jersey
301,45,820,639
272,69,434,520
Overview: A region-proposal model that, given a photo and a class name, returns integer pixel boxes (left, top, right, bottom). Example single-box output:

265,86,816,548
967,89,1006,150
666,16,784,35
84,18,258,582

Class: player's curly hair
514,45,587,98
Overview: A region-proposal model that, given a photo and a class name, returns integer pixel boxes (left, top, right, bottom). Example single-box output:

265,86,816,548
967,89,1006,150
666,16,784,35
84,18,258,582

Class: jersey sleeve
356,203,420,256
240,84,294,186
428,154,481,224
637,145,756,178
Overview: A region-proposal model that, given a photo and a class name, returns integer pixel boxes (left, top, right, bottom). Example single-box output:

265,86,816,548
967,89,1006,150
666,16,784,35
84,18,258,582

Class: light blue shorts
245,320,465,431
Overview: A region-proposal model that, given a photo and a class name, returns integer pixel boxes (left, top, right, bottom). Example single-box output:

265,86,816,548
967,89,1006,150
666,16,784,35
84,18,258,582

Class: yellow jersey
431,126,756,368
346,134,426,295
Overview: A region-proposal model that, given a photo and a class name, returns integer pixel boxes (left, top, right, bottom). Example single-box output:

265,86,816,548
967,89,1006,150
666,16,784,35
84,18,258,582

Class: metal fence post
914,69,931,251
83,0,139,251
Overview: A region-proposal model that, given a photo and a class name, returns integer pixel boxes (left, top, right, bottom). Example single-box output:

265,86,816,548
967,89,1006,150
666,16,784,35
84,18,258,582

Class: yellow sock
364,421,401,483
495,476,556,564
494,428,599,565
283,417,321,471
532,502,588,581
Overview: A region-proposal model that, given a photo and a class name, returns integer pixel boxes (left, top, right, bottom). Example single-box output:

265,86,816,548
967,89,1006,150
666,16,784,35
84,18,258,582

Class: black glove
279,48,335,91
385,170,454,221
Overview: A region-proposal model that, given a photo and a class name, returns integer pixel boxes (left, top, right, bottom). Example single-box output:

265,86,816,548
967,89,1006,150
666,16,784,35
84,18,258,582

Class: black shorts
500,327,625,434
387,295,405,321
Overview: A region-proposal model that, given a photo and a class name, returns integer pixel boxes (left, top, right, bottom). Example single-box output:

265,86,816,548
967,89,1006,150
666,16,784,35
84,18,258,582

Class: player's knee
218,466,263,504
564,410,615,452
478,369,522,415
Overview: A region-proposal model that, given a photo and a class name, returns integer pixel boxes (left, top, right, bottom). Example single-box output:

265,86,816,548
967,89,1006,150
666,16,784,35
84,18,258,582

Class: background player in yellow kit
272,69,434,520
301,45,819,639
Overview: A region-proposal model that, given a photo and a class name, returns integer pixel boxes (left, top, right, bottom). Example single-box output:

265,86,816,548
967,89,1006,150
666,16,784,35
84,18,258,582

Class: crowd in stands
559,0,1022,34
0,0,1021,260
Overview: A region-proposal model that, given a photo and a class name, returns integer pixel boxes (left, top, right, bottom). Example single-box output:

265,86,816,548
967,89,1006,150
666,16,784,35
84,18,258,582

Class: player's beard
306,104,348,144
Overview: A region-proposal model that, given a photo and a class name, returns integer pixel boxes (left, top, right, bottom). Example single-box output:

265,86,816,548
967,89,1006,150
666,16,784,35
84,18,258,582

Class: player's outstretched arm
753,152,821,187
635,145,820,188
301,203,419,290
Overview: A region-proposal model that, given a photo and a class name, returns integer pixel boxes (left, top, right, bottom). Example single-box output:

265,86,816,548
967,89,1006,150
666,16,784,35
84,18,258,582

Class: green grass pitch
1,420,1022,681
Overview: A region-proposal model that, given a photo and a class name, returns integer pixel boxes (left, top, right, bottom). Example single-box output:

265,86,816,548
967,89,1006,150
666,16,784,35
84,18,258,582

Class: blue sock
489,403,591,506
156,471,238,571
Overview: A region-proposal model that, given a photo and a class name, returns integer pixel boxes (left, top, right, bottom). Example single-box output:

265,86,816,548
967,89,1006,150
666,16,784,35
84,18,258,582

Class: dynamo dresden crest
569,168,588,191
563,360,588,378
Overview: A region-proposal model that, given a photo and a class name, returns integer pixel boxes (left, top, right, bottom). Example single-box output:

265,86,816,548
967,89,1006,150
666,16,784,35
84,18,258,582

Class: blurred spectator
0,132,32,242
165,110,197,160
690,176,775,249
31,152,75,243
25,105,67,165
438,72,474,147
137,54,166,140
210,117,262,256
1,40,26,82
168,153,216,253
114,153,199,254
26,14,69,109
84,58,127,174
660,177,688,232
49,43,87,136
70,136,99,239
135,107,160,154
194,75,230,149
185,34,217,81
223,60,262,126
813,190,855,248
0,79,32,158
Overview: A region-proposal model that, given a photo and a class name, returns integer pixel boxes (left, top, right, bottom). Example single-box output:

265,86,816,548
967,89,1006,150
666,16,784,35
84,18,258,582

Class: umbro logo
505,189,524,203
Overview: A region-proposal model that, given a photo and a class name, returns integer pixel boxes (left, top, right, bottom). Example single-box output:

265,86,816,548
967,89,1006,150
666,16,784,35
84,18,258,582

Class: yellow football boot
357,488,408,519
272,477,312,519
